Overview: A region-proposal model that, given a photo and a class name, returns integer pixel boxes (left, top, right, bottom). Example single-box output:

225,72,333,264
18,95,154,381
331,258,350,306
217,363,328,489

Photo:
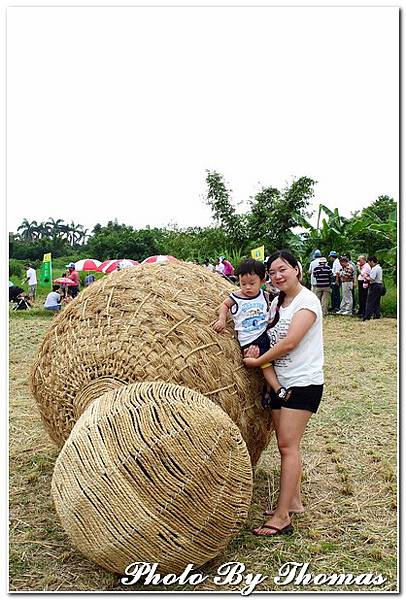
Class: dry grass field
9,314,397,592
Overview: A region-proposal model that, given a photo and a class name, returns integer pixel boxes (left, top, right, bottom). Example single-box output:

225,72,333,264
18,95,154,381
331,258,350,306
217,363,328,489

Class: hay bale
30,262,272,465
52,381,253,574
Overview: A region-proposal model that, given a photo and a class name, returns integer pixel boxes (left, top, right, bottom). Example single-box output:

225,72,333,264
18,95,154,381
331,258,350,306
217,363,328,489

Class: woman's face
268,257,299,292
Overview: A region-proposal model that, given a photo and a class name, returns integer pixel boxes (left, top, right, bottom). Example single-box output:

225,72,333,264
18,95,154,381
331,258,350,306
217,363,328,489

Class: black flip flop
252,523,294,537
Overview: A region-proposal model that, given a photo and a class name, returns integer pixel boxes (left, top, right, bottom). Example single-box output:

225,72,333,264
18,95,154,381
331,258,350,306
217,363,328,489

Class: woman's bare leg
255,407,312,533
266,409,305,514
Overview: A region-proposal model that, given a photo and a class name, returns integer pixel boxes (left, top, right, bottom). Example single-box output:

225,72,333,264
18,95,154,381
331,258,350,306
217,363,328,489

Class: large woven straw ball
52,381,253,574
31,262,272,465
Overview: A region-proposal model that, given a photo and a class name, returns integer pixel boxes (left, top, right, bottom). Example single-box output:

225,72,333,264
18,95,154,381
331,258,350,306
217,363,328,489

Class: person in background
363,256,383,321
84,273,96,287
59,270,68,296
13,293,32,310
328,251,341,312
264,271,280,302
66,262,80,298
203,258,215,271
312,257,333,317
214,258,225,276
346,253,358,314
221,256,235,279
24,263,37,304
308,249,322,292
336,256,354,316
356,255,371,319
63,288,74,305
44,285,62,311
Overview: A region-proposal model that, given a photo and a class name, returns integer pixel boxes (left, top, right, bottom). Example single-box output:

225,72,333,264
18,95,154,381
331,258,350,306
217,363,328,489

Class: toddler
213,259,290,405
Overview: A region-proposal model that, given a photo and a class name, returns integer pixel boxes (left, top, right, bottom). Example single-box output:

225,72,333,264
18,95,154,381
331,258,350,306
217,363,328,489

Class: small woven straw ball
52,381,253,574
31,262,272,465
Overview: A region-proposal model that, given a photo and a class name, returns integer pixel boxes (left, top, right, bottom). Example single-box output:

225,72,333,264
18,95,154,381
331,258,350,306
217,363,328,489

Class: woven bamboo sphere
30,262,273,464
52,381,253,574
30,262,274,574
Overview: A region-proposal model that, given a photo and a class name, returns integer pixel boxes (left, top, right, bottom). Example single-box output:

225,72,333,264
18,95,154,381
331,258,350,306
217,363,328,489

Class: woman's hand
243,345,261,368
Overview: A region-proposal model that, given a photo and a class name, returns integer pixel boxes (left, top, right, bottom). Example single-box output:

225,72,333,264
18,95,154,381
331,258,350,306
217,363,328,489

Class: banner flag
250,245,265,262
39,253,52,288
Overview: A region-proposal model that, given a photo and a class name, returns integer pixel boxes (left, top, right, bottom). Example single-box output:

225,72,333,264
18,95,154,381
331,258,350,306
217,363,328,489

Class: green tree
61,221,85,246
17,219,39,241
359,195,397,222
205,170,248,249
45,218,66,241
245,177,316,253
86,223,162,260
246,187,281,244
36,222,52,240
301,204,350,257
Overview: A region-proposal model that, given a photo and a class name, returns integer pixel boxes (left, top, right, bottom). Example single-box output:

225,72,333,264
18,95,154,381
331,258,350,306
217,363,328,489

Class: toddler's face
238,273,263,297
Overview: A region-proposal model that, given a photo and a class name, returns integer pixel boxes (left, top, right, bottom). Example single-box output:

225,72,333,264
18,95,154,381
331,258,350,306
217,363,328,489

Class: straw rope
30,263,273,464
52,381,253,574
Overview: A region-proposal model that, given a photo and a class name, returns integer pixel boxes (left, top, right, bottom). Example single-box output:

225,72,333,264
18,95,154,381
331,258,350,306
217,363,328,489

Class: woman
44,285,62,312
243,250,324,537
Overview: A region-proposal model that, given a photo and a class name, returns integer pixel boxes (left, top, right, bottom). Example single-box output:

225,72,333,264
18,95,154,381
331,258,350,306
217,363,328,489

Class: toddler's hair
235,259,266,280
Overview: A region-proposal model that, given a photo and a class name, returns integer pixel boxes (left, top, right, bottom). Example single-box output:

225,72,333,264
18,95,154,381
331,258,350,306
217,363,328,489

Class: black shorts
241,330,270,357
269,384,324,413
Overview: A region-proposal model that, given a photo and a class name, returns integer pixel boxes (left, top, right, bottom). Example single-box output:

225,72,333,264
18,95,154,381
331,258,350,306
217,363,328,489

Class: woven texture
52,381,253,574
30,263,273,465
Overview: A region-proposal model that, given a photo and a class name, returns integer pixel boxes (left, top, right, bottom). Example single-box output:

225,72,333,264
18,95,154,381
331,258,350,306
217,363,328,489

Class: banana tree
295,204,350,257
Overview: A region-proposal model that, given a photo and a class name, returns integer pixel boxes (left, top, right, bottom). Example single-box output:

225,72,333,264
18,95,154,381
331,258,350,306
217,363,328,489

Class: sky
6,4,399,235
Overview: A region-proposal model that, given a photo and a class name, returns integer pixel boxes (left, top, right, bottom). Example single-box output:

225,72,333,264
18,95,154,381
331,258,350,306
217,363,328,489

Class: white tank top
229,289,269,346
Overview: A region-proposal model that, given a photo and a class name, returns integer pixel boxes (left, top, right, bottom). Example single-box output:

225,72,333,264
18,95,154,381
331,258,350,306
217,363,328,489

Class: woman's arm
243,308,317,367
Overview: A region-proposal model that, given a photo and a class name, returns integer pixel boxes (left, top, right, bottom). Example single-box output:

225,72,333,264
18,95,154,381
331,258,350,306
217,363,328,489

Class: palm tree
63,221,85,246
36,222,52,239
80,228,89,245
17,219,39,241
74,224,85,245
45,218,65,240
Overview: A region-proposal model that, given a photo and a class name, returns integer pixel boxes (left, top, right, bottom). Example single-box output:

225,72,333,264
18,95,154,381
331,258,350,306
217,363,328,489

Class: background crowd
9,252,386,323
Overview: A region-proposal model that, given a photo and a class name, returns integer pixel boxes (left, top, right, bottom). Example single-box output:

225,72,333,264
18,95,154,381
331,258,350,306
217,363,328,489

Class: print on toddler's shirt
241,303,267,333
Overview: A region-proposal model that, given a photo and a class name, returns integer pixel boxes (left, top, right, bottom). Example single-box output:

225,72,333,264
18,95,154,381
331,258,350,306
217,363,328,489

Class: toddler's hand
243,344,260,358
213,319,226,333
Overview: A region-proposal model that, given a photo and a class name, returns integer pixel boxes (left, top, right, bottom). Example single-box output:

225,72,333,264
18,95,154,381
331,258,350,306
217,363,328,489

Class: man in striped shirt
312,257,333,316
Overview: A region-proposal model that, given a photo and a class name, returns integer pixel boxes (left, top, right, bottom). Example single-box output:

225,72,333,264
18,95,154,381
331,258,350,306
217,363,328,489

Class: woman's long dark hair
267,250,301,328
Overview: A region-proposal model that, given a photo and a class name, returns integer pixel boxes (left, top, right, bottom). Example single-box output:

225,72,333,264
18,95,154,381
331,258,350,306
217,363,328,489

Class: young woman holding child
243,250,324,537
